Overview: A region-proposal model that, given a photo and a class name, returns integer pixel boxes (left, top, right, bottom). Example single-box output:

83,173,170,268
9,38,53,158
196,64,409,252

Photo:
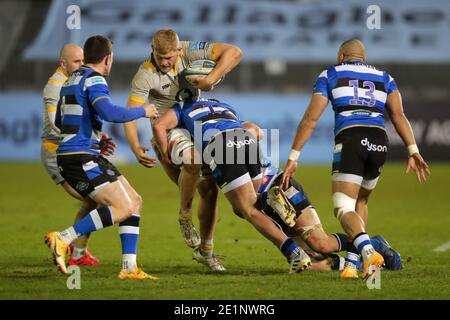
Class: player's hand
281,160,297,190
133,145,157,168
99,132,116,156
405,153,431,183
143,103,159,119
190,76,214,91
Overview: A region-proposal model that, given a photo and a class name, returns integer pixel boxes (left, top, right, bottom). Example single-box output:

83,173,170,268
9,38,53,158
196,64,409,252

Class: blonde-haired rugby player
124,29,242,271
41,44,116,267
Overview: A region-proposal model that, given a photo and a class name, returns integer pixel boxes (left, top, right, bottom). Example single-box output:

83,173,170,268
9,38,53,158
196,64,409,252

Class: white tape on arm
288,149,301,162
407,144,419,156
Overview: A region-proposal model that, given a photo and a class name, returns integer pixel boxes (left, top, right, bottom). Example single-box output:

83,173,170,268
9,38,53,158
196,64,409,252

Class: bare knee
232,207,245,219
308,236,333,254
183,163,201,176
239,206,261,222
198,179,219,200
131,193,143,214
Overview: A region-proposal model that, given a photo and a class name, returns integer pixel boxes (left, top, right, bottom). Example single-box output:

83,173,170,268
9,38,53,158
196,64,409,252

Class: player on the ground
41,44,116,267
282,38,430,279
124,29,243,270
153,97,312,273
44,35,159,280
258,160,402,272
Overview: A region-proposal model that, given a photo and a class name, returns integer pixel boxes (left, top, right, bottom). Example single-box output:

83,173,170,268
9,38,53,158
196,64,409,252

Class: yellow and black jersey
128,41,217,116
42,67,67,152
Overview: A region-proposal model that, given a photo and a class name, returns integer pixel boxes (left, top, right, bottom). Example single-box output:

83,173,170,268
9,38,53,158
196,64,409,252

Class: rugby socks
72,207,90,259
353,232,375,263
200,239,214,258
343,240,361,270
332,233,349,252
280,238,302,261
119,214,140,272
59,207,114,245
179,211,192,221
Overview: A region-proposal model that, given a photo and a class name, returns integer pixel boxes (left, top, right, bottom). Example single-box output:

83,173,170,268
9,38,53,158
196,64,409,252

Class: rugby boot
44,232,70,274
118,268,159,280
288,248,311,274
362,251,384,280
267,186,297,227
193,247,226,272
178,214,201,248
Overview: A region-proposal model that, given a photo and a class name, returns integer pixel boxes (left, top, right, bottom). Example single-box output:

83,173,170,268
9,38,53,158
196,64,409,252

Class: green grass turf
0,162,449,300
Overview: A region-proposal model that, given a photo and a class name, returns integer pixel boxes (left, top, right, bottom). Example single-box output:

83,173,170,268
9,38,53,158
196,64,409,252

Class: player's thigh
224,180,258,217
90,180,133,217
41,145,65,185
57,154,123,205
332,128,372,198
332,180,361,198
61,181,84,202
153,135,181,185
357,186,372,204
362,129,388,191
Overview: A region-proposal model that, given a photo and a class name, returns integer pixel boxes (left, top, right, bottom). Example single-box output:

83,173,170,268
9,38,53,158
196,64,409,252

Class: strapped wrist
407,144,419,156
288,149,301,162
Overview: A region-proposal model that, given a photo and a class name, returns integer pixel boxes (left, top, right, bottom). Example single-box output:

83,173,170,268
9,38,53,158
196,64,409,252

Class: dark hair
83,35,113,64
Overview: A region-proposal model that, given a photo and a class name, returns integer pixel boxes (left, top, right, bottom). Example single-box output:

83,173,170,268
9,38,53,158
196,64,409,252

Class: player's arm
43,84,61,134
152,108,180,163
87,76,157,122
124,69,157,167
281,93,329,189
386,90,431,182
188,42,243,91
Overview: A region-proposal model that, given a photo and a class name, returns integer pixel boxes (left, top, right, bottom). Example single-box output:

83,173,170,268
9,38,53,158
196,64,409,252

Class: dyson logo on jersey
361,137,387,152
226,138,256,149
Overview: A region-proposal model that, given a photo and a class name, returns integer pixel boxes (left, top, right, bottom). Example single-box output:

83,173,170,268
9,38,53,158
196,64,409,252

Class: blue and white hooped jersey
313,60,398,135
56,66,145,155
56,67,107,155
172,99,243,150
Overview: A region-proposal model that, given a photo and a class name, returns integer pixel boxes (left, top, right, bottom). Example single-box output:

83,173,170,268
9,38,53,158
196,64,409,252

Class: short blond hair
152,29,180,53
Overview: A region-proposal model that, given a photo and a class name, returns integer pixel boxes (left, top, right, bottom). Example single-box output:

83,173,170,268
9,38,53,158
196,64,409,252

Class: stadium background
0,0,449,301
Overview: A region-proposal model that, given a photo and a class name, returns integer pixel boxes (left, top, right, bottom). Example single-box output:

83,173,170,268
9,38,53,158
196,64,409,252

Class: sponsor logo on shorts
226,138,256,149
361,137,387,152
106,169,115,176
76,181,89,191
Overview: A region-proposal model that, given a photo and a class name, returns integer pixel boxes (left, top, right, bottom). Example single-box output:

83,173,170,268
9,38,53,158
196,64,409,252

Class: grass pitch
0,162,449,300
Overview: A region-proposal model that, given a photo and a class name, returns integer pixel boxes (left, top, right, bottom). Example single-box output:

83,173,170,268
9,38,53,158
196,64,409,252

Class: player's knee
131,193,143,214
198,180,218,200
240,206,260,222
308,236,332,254
182,163,201,176
232,207,245,219
333,192,356,222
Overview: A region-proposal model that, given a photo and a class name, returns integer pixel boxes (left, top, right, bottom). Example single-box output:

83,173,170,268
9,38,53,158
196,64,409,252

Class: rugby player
124,29,242,270
153,97,312,274
164,115,403,273
44,35,159,280
282,38,430,279
41,44,116,267
259,160,403,272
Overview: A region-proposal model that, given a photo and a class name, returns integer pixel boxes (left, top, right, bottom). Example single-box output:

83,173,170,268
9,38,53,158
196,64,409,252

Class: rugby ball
184,59,222,86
